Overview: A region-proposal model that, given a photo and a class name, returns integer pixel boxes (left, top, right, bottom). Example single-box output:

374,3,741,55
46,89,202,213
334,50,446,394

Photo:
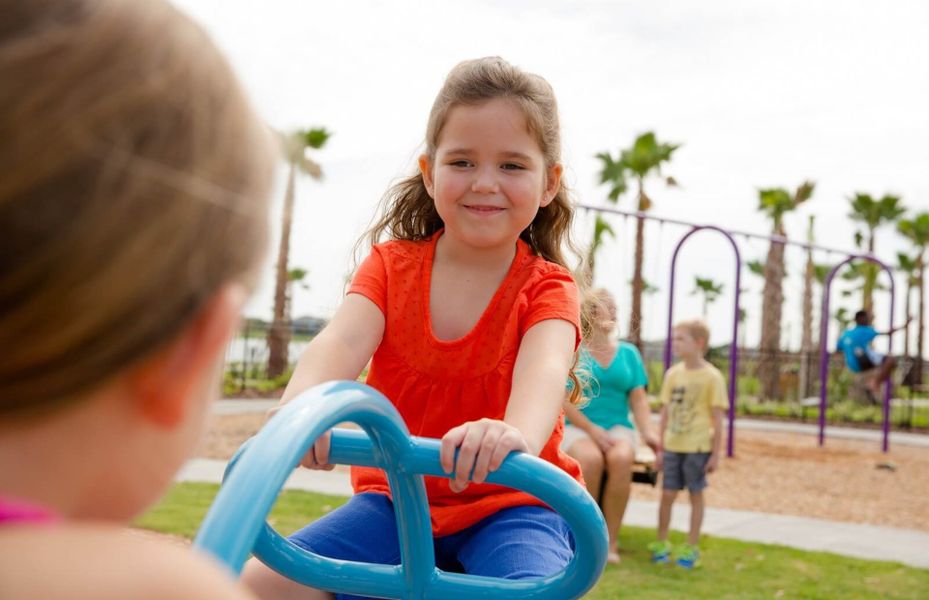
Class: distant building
292,315,328,337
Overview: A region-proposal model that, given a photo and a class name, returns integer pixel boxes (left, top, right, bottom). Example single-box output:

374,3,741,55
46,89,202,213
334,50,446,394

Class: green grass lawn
138,483,929,599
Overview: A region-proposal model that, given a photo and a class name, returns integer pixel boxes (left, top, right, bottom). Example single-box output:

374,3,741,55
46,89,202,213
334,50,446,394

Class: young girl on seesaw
244,56,588,600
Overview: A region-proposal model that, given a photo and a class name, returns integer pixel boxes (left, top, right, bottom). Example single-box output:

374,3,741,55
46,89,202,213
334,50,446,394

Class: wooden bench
595,445,657,506
631,445,658,486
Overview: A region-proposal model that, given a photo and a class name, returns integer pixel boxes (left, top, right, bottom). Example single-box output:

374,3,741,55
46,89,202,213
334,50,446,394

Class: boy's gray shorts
662,451,711,492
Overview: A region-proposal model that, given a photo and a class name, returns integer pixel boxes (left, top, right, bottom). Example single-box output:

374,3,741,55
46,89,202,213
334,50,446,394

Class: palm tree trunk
863,231,875,312
267,160,297,378
629,179,645,349
584,247,596,288
903,278,912,361
916,254,925,387
799,218,814,398
759,235,786,400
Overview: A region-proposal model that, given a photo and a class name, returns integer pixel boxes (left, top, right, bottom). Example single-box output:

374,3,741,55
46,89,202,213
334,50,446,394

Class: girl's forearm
506,374,564,455
506,321,576,455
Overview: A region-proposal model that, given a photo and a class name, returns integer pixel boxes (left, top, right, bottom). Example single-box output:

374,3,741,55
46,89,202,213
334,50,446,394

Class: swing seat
193,381,608,600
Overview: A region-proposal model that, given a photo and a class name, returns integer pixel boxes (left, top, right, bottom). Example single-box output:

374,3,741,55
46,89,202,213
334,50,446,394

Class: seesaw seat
193,381,608,600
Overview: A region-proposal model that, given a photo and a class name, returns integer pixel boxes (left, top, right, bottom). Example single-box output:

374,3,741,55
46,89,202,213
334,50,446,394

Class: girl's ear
418,155,435,199
541,163,563,207
128,284,248,428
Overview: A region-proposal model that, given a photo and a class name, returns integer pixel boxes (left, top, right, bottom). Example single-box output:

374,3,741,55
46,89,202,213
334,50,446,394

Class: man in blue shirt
837,309,909,402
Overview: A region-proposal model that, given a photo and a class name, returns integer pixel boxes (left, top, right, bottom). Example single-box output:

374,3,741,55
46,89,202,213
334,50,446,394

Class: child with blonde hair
244,56,585,600
0,0,274,596
650,319,727,569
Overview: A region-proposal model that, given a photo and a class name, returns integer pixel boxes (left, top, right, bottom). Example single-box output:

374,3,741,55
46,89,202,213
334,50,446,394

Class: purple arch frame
818,255,896,452
665,226,742,457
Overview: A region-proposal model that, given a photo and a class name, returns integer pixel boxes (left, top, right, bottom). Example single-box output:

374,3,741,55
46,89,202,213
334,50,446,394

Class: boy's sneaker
675,544,701,569
648,540,672,564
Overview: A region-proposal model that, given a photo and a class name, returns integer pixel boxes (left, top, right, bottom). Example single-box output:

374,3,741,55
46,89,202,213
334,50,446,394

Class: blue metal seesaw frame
193,381,608,599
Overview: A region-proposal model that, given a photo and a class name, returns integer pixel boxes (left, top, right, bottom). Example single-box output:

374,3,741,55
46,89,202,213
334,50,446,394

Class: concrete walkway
196,399,929,569
177,457,929,569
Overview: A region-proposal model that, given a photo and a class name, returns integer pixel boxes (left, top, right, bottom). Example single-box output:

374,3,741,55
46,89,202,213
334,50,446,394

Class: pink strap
0,495,58,524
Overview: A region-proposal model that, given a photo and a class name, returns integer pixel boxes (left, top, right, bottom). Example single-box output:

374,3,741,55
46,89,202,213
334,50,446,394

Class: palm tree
745,259,766,377
738,305,748,349
691,276,723,317
285,267,310,321
812,263,832,285
848,193,906,311
596,132,680,348
267,127,331,378
896,252,919,368
840,261,886,301
641,278,659,296
897,212,929,387
835,307,852,331
747,260,766,279
757,181,815,400
584,214,615,285
799,216,815,398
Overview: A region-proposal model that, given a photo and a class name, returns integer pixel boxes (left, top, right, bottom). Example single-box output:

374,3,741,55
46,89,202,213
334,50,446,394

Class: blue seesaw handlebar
193,381,607,599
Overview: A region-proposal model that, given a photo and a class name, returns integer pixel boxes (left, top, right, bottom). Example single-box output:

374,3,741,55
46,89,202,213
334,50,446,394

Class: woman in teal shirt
564,289,660,564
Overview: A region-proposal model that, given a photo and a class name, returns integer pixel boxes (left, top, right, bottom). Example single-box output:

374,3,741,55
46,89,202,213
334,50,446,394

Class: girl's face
420,98,562,252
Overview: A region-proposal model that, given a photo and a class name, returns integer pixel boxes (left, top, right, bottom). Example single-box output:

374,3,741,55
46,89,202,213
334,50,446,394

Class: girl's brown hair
363,56,580,271
0,0,275,417
361,56,587,401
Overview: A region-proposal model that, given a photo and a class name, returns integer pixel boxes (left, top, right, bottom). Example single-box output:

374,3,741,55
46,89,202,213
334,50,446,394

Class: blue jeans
288,493,575,600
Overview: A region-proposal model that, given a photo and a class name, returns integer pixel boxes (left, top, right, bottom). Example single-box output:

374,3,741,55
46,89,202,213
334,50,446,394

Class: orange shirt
348,231,583,536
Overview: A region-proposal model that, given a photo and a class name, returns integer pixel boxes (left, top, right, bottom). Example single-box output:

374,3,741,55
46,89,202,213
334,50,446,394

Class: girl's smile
420,98,561,253
463,203,506,215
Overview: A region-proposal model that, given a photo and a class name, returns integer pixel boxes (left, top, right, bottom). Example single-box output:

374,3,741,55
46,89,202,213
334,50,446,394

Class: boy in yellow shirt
650,320,727,569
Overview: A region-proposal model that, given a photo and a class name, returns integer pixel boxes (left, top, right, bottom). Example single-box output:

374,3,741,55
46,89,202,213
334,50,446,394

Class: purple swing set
579,203,897,455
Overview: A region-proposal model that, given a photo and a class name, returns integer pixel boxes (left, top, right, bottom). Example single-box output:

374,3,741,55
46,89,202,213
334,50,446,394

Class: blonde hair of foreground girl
0,0,274,597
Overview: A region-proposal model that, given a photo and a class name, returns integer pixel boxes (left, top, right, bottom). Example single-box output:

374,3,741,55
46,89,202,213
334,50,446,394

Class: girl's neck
435,232,517,270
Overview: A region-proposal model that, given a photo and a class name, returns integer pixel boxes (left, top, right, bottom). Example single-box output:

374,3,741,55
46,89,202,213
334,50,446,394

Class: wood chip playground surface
202,413,929,534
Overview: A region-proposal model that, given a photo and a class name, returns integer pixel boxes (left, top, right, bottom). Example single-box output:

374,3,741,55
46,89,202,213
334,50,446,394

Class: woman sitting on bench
562,289,661,564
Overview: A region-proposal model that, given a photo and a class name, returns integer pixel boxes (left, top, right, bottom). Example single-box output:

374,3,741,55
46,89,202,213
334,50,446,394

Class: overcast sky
175,0,928,352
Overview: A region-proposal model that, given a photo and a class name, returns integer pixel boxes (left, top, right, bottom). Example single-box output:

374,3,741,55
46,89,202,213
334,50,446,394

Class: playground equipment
578,203,898,454
818,254,896,452
193,381,608,600
664,225,742,458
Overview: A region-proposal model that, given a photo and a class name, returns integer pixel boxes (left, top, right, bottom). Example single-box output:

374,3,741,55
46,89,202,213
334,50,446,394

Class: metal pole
818,264,837,447
664,225,742,457
882,268,896,453
579,203,863,257
817,255,895,452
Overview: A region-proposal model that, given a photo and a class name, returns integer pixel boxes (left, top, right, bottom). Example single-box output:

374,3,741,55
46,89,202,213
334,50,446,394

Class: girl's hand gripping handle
440,418,530,493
